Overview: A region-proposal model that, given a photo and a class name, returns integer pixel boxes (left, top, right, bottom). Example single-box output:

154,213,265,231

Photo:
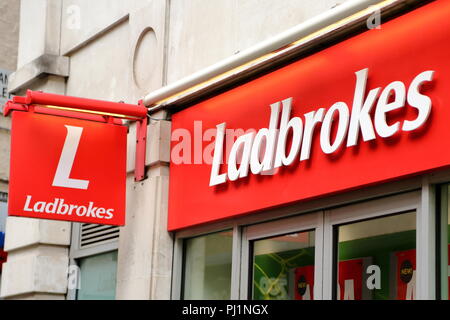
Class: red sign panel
338,259,365,300
0,249,6,272
8,111,127,225
169,0,450,230
294,265,314,300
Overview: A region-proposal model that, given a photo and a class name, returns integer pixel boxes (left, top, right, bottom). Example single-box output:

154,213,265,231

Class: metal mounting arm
3,90,149,181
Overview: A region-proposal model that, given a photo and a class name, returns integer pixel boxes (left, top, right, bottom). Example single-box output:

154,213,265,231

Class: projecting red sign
168,0,450,230
8,111,126,225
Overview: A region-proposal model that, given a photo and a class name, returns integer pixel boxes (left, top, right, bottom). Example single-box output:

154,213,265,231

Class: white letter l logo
52,125,89,190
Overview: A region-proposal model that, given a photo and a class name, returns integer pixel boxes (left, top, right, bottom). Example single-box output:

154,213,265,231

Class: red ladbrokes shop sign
8,111,126,225
168,1,450,231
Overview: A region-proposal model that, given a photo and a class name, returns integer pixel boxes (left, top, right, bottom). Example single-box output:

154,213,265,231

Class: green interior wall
338,230,416,300
253,230,416,300
253,247,314,299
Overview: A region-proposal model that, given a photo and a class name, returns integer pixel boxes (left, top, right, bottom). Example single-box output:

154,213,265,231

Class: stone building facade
2,0,445,301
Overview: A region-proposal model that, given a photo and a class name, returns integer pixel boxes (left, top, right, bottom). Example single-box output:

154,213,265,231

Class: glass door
241,190,425,300
323,191,422,300
241,211,324,300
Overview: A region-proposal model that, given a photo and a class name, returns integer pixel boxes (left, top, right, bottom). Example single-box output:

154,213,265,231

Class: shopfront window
76,250,118,300
438,184,450,300
335,212,416,300
252,230,315,300
182,230,233,299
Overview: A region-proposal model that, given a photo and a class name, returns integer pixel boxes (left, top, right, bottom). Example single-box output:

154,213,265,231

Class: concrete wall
167,0,345,83
1,0,349,299
0,75,72,299
0,0,19,71
0,0,20,193
0,116,10,194
0,0,20,292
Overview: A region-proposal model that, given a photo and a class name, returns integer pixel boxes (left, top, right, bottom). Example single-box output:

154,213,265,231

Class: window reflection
336,212,416,300
183,231,233,300
252,230,315,300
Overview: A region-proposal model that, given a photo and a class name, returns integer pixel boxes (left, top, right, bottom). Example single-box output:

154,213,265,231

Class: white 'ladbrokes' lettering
209,68,435,186
23,195,114,219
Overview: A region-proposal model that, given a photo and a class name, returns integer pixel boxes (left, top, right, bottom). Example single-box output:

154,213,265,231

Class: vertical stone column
16,0,61,68
0,76,71,300
0,219,71,299
116,112,173,300
0,0,70,300
116,0,172,300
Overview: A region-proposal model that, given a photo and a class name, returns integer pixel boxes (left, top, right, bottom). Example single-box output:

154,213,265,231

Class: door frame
322,190,429,299
240,211,324,300
239,188,435,300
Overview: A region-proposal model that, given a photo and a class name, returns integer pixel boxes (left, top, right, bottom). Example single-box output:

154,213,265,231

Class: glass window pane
439,184,450,300
252,230,315,300
446,193,450,300
336,212,416,300
182,231,233,300
77,251,118,300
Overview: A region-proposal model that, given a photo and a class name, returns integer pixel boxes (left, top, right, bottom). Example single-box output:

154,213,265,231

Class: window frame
66,222,119,300
172,173,442,300
241,211,324,300
436,183,449,300
180,229,235,300
323,190,429,300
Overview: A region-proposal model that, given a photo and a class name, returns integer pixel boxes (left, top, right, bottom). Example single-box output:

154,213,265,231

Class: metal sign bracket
3,90,149,182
